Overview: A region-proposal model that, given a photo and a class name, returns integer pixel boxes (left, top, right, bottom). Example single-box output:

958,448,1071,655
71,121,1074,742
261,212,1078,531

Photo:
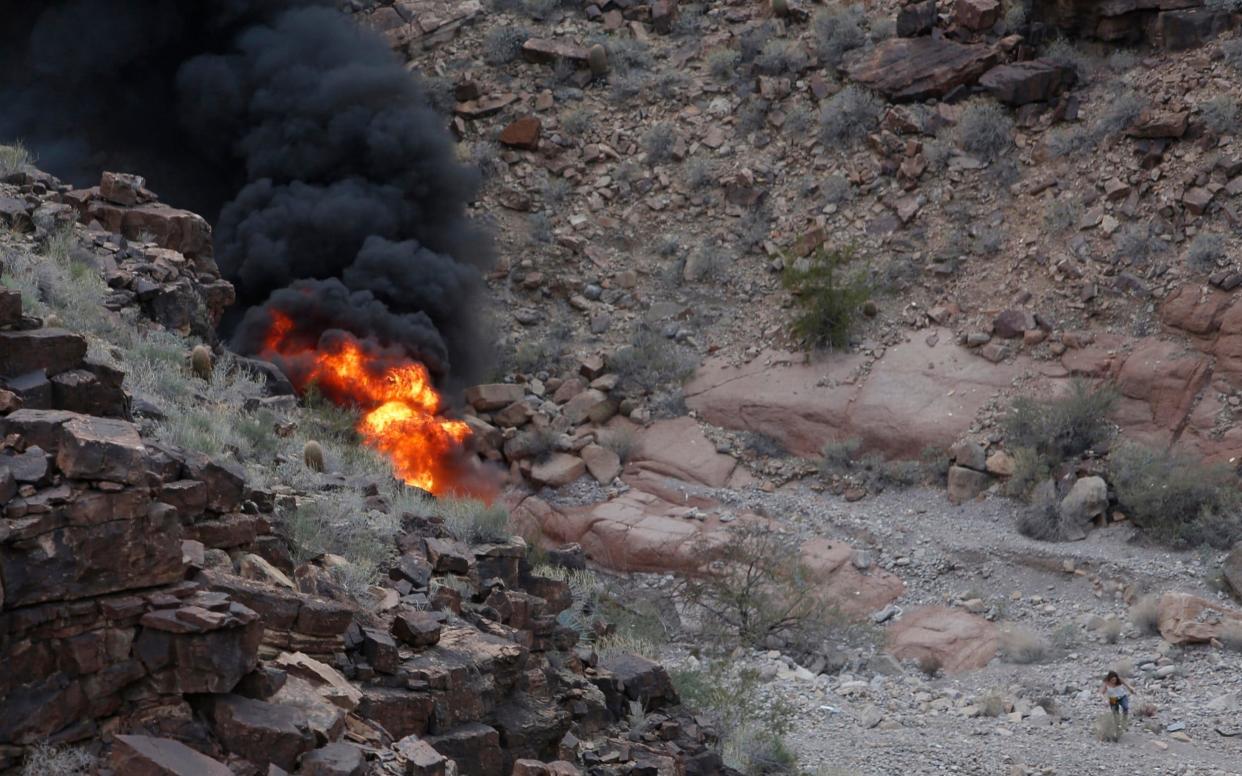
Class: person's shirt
1105,684,1129,699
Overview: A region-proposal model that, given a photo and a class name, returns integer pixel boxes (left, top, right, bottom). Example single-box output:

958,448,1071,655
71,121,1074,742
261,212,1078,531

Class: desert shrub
654,70,691,99
609,72,648,103
819,86,883,147
707,48,741,81
1200,96,1240,136
1109,442,1241,548
1003,378,1117,463
673,3,705,35
534,564,602,639
684,157,714,189
1098,617,1123,644
822,174,852,204
736,206,772,252
671,661,798,773
783,246,870,350
21,745,95,776
0,141,33,177
470,140,503,180
742,431,787,458
1043,197,1082,234
1044,38,1092,81
1005,446,1052,498
1044,124,1089,158
821,437,862,477
540,176,572,207
642,122,677,164
980,690,1007,717
1128,593,1162,636
953,99,1014,161
920,445,951,481
1094,712,1123,742
523,0,564,19
1003,0,1029,32
1000,626,1052,664
282,490,401,597
562,108,594,136
430,497,512,544
1096,91,1146,136
1113,221,1163,264
598,426,638,462
739,21,776,62
1015,483,1080,541
609,327,698,395
603,36,653,72
1225,39,1242,73
755,39,804,75
484,26,530,65
1186,232,1226,271
922,137,952,170
783,104,814,136
812,3,867,67
683,243,731,283
737,99,770,136
528,213,553,244
1218,621,1242,651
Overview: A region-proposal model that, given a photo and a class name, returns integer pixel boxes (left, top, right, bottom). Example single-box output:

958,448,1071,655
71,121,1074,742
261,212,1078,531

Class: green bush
1003,378,1117,463
282,490,401,597
1109,442,1240,548
812,3,867,66
783,246,870,350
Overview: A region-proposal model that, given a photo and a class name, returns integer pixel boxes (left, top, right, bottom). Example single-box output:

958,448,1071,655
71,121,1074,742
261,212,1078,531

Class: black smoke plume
0,0,491,386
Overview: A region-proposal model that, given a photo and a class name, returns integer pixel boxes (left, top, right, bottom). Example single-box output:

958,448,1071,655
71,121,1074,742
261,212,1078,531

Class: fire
261,310,471,496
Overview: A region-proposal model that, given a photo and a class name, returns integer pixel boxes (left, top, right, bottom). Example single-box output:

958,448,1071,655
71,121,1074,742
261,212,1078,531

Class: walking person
1100,671,1136,728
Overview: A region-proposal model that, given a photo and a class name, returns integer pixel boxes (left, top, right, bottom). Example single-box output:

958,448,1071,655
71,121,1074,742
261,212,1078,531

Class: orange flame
261,310,471,496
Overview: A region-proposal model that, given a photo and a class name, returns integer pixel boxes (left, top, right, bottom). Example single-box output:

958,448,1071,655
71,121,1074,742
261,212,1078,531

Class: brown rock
561,388,615,425
0,328,87,377
530,453,586,487
206,694,316,772
897,0,936,36
1126,110,1189,139
599,653,679,709
392,610,445,648
100,171,149,207
992,309,1036,339
56,415,148,484
579,443,621,483
298,742,367,776
521,39,590,65
464,383,525,411
979,59,1076,106
1156,592,1242,644
845,37,998,101
111,734,232,776
985,450,1016,476
0,288,21,326
631,416,736,487
1184,187,1215,216
955,0,1000,30
395,735,447,776
499,116,542,151
947,465,990,503
887,606,999,671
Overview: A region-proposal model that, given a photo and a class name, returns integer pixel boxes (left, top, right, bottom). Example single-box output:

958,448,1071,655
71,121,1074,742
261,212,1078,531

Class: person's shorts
1108,696,1130,714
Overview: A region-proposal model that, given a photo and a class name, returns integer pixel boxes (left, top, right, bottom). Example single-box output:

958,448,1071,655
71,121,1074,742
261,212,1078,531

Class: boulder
205,694,317,771
947,465,990,504
598,653,679,709
992,309,1036,339
0,288,21,325
111,734,232,776
56,415,148,484
955,0,1000,30
1126,110,1189,139
845,37,998,101
530,453,586,487
499,116,542,151
392,610,445,648
424,723,504,776
1223,545,1242,599
897,0,936,36
1058,476,1108,534
950,440,986,471
521,38,589,65
100,171,149,207
464,383,525,411
298,743,367,776
980,59,1076,105
630,416,736,487
579,443,621,483
0,329,87,377
394,736,448,776
887,606,999,671
1157,592,1242,644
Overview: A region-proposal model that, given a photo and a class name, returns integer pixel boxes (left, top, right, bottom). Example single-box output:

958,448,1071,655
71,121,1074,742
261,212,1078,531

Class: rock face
887,607,999,672
111,734,233,776
1033,0,1235,47
845,37,999,101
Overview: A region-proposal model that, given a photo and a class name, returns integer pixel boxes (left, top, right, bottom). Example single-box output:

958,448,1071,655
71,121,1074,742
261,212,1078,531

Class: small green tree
782,246,870,350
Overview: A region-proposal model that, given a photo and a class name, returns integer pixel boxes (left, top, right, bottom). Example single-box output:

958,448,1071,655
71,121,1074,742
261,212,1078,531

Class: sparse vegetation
1109,442,1241,548
1129,593,1162,636
1044,38,1092,82
562,108,594,136
683,243,731,283
282,489,402,597
1199,96,1240,136
528,212,553,244
609,327,698,396
1094,712,1122,742
484,26,530,65
1043,197,1082,234
642,122,678,164
783,246,870,350
707,49,741,81
1224,38,1242,73
598,426,638,463
430,497,512,545
755,40,806,75
822,174,852,204
20,744,95,776
540,176,572,208
812,3,867,67
953,99,1014,161
1003,378,1117,463
1000,626,1052,664
0,141,34,177
1186,232,1226,271
1016,483,1078,541
819,85,883,147
684,157,714,189
1113,221,1163,264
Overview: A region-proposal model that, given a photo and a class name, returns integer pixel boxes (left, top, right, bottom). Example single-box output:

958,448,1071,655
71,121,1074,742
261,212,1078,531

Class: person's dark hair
1104,671,1120,684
